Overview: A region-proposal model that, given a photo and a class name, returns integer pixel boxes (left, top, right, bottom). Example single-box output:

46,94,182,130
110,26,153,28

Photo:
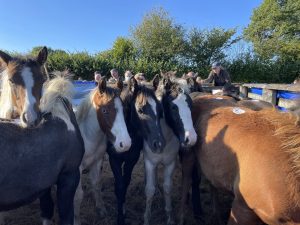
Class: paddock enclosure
1,80,300,225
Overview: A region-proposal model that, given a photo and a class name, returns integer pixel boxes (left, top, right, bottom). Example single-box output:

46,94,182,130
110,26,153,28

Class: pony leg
57,169,80,225
108,155,126,225
179,150,195,225
227,198,264,225
191,163,202,219
40,188,54,225
89,158,107,217
144,158,156,225
163,161,176,225
74,177,83,225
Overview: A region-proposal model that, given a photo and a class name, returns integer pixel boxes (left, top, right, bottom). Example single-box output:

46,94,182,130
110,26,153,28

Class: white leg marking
144,158,156,225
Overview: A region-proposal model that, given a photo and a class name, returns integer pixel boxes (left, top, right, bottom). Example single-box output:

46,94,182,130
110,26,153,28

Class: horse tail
40,70,75,115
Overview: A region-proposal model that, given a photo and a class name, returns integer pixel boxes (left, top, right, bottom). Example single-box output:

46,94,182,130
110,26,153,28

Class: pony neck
76,95,106,146
0,71,15,119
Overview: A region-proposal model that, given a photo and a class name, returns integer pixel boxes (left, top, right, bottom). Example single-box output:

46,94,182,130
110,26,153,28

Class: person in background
201,62,231,86
109,68,119,83
124,70,133,83
94,71,102,85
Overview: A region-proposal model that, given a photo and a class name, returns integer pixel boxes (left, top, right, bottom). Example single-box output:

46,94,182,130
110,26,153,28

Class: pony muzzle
181,130,197,148
20,110,41,128
113,136,132,152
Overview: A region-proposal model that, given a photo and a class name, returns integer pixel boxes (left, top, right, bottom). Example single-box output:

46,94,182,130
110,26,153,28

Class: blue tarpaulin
249,88,263,95
277,91,300,100
73,81,96,106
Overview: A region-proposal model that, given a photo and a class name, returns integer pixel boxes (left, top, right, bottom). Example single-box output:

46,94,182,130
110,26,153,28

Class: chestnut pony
187,95,300,225
0,47,48,127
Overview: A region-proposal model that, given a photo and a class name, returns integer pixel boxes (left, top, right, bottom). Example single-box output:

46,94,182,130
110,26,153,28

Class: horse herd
0,47,299,225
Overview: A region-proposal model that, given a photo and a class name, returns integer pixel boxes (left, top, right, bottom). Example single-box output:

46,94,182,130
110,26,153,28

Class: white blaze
20,67,38,127
173,93,197,146
111,98,131,152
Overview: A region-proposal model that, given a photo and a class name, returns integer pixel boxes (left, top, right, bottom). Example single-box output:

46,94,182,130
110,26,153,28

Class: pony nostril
120,142,123,148
153,141,159,149
22,113,28,123
184,137,190,144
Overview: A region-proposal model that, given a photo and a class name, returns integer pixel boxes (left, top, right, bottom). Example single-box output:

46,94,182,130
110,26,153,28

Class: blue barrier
277,91,300,100
249,88,263,95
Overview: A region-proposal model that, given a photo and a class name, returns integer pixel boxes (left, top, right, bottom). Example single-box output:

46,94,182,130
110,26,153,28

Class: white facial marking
111,98,131,152
148,98,157,117
173,93,197,146
20,67,38,126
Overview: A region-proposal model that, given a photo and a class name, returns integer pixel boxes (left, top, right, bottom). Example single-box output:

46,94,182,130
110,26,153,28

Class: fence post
240,86,248,99
262,89,277,105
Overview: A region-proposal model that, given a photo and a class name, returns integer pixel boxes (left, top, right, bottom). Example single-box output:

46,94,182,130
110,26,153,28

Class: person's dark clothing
203,69,231,86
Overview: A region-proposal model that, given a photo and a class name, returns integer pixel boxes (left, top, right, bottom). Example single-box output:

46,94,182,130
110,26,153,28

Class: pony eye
102,108,108,114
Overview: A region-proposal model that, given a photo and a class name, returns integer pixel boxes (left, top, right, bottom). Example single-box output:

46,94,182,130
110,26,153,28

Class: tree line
3,1,300,83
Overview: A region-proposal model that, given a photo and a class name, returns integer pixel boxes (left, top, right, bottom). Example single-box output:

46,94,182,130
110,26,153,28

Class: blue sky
0,0,262,54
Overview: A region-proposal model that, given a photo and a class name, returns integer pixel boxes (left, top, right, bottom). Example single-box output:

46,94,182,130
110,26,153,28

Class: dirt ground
1,153,232,225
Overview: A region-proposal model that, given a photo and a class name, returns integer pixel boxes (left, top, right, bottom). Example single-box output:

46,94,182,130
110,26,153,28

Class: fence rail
202,83,300,110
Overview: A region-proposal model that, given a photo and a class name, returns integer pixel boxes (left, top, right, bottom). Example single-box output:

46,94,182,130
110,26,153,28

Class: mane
0,69,14,118
40,72,75,121
136,85,157,106
265,110,300,179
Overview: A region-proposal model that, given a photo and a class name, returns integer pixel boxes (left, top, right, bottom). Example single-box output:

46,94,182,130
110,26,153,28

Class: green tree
244,0,300,60
184,28,238,74
131,7,185,64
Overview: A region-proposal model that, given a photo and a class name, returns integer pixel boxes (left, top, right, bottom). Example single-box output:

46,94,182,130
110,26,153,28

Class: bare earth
1,153,232,225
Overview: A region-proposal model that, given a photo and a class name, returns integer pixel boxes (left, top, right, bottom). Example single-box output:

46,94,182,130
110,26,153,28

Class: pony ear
98,77,107,94
152,74,160,91
129,77,138,93
117,79,123,91
0,50,12,65
36,46,48,65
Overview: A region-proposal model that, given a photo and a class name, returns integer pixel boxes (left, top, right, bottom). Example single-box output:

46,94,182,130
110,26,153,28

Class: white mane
40,74,75,131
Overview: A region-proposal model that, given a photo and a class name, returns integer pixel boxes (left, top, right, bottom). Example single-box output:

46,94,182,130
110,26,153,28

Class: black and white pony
106,76,166,225
0,75,85,225
143,75,197,225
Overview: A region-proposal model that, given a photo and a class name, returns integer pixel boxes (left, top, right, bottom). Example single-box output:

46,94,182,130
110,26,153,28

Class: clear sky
0,0,262,54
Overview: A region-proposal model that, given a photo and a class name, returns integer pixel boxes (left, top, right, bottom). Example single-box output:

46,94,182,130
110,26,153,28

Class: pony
185,95,300,225
0,74,84,225
73,76,131,225
0,47,48,127
106,76,166,225
143,75,197,225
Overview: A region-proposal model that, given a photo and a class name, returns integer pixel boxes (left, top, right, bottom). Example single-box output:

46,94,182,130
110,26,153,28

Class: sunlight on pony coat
0,70,14,118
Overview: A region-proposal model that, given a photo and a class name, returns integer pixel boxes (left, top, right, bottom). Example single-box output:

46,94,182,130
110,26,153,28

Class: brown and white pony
74,76,131,225
184,95,300,225
0,47,48,127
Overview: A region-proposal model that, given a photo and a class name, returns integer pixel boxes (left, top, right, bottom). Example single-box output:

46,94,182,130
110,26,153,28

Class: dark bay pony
143,75,197,225
74,76,131,225
106,76,165,225
0,74,84,225
186,95,300,225
0,47,48,127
